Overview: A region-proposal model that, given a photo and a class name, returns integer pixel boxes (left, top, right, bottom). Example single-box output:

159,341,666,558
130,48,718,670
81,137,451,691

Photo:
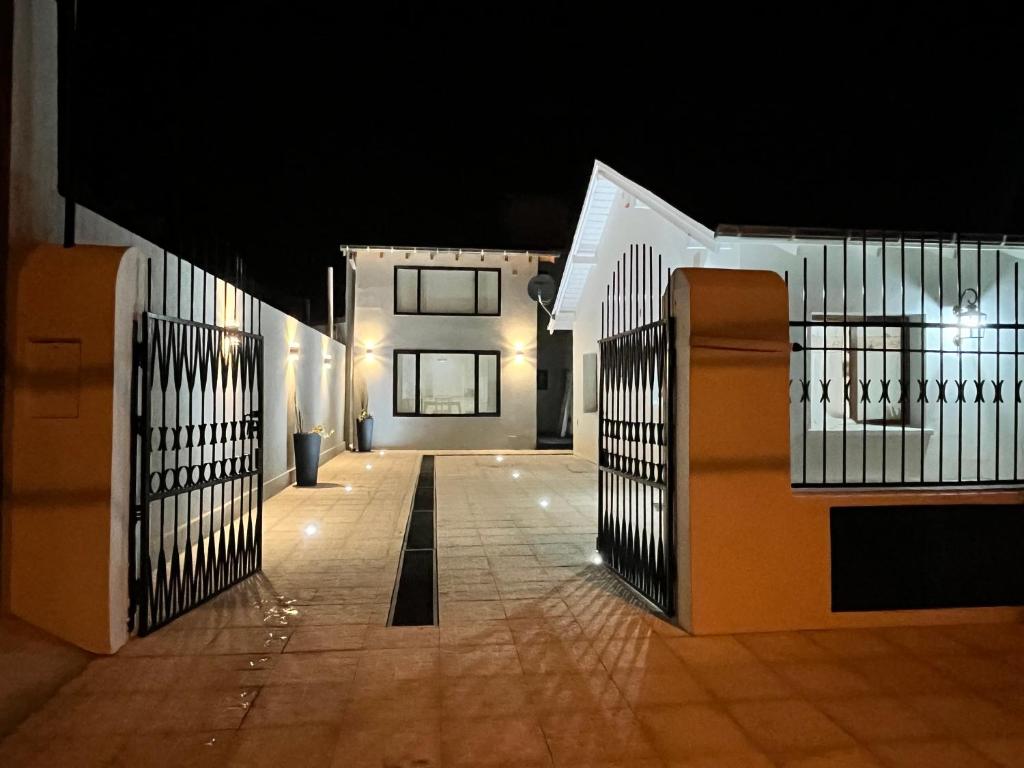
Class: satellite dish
527,274,556,307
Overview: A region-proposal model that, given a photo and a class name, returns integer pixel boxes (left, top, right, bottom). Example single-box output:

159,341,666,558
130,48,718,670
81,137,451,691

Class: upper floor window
394,266,501,316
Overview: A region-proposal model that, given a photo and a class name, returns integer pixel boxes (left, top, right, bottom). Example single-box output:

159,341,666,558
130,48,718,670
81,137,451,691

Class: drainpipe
327,266,334,340
343,251,356,450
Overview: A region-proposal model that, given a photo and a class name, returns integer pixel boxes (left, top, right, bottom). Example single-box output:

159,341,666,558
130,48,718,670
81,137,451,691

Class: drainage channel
388,454,438,626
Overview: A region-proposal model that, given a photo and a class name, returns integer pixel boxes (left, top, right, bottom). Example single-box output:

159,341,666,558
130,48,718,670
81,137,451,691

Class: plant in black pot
293,400,334,487
357,408,374,453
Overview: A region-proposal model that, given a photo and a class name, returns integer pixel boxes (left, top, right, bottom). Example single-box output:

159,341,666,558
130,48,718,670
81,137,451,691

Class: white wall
352,248,537,449
571,194,704,464
711,238,1024,485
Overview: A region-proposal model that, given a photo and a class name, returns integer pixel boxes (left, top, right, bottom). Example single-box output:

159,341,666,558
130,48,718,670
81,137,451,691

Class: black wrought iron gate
597,244,675,615
129,252,265,635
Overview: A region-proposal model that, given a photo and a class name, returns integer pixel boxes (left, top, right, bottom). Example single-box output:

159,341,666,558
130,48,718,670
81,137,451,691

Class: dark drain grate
389,455,437,626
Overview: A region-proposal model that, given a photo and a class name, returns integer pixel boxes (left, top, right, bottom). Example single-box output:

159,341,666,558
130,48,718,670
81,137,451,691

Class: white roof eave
551,160,716,330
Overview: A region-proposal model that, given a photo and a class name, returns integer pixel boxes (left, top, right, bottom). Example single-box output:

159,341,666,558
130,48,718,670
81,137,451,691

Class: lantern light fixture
953,288,986,346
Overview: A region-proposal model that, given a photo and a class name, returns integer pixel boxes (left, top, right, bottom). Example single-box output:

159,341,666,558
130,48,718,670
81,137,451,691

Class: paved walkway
3,451,1024,767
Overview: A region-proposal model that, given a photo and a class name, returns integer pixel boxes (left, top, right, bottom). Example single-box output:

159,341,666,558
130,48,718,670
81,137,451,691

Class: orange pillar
3,243,136,652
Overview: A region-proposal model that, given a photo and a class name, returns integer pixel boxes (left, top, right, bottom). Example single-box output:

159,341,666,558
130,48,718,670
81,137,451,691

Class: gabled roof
550,161,717,330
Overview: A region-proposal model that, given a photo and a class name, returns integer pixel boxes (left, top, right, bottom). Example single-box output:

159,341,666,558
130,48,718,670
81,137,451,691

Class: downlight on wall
288,342,300,361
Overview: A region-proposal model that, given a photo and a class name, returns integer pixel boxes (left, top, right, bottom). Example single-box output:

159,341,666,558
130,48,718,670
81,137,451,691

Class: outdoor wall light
288,342,300,361
365,345,375,358
223,319,242,349
323,354,332,368
954,288,987,346
514,344,525,364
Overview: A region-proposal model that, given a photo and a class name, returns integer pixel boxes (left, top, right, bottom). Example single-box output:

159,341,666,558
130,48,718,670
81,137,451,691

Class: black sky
67,5,1024,316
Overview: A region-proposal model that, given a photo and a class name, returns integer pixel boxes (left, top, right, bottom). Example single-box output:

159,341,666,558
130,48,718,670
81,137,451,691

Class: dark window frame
393,266,502,316
393,349,501,417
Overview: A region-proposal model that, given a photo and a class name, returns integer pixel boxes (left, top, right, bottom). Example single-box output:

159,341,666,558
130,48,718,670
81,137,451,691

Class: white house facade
349,246,551,449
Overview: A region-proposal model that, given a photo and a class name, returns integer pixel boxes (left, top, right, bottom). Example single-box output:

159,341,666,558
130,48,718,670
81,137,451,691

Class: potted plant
357,407,374,453
293,398,334,487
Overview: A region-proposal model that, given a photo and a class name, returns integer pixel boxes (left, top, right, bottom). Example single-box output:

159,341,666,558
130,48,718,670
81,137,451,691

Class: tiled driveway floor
3,451,1024,766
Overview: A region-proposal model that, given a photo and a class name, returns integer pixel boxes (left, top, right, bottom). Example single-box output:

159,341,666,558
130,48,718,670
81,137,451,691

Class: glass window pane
477,271,499,314
396,353,417,413
478,354,498,414
396,268,418,313
420,353,475,414
420,270,476,314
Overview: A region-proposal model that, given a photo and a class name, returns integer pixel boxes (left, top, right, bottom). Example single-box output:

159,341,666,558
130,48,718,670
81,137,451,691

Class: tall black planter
293,432,322,487
357,417,374,452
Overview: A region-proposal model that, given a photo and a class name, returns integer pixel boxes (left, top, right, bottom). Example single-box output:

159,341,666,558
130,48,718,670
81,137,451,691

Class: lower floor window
394,350,500,416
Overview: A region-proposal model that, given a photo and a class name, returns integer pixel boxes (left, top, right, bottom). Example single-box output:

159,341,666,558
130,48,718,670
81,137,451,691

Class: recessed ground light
365,463,373,470
538,498,549,508
344,484,353,492
511,471,521,479
304,523,318,537
495,455,504,463
378,450,385,457
590,550,603,565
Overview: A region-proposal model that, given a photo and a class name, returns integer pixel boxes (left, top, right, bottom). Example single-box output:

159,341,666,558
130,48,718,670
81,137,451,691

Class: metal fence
129,251,264,635
788,236,1024,487
597,244,675,614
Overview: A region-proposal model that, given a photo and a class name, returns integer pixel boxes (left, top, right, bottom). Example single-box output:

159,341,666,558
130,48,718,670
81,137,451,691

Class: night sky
67,6,1024,317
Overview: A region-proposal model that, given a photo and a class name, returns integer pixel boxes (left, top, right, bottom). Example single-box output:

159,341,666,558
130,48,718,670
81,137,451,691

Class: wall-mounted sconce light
224,319,242,348
514,344,525,364
954,288,986,346
365,345,375,358
288,342,300,361
323,354,332,368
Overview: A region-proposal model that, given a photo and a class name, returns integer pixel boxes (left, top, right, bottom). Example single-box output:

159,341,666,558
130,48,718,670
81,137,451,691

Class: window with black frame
394,266,500,316
394,350,500,416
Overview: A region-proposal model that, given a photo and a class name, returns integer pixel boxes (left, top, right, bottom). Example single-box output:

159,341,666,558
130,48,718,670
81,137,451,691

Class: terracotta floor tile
687,661,795,702
440,620,515,647
241,683,350,729
817,696,942,743
517,641,603,674
281,625,368,653
331,720,441,768
441,644,524,677
802,629,903,659
773,661,878,699
871,739,1000,768
664,636,761,668
775,747,885,767
540,708,658,766
442,673,530,718
736,633,835,664
727,699,856,755
267,651,358,684
904,693,1024,739
637,703,759,758
228,725,338,768
968,735,1024,768
610,664,711,707
364,625,439,649
442,716,551,767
